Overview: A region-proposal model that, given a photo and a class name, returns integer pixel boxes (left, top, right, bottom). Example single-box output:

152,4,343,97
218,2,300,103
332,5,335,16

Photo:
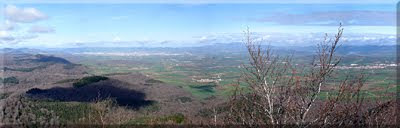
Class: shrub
2,76,19,84
54,78,78,84
145,79,164,84
0,93,10,99
26,88,46,94
63,64,76,69
163,113,185,124
140,102,161,112
127,113,185,124
73,76,109,88
176,97,192,103
4,65,48,72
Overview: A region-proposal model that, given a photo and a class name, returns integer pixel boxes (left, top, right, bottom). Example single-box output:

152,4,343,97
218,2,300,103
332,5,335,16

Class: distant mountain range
2,43,396,57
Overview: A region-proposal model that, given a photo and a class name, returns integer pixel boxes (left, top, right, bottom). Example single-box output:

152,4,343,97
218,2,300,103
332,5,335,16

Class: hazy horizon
0,1,396,48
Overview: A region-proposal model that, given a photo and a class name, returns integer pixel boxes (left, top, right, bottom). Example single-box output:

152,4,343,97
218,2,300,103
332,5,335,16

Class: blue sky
0,2,396,47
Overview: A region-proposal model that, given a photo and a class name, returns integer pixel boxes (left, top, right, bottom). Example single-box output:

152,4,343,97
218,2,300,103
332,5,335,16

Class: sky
0,1,397,48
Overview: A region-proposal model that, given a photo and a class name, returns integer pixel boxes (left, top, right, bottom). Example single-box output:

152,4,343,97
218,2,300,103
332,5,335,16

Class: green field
72,53,396,100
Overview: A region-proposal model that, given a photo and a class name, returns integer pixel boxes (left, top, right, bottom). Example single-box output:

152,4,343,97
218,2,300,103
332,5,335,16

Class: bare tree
225,24,396,126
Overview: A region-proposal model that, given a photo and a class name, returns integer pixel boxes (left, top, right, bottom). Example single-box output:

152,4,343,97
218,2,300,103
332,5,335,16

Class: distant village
192,74,222,83
191,63,398,84
334,63,397,69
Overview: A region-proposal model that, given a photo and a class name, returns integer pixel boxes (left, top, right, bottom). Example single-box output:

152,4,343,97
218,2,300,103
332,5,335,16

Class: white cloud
0,20,17,31
257,11,395,26
28,25,55,33
112,36,122,42
0,31,15,41
0,30,38,44
0,31,10,37
1,5,52,45
5,5,48,23
199,36,208,41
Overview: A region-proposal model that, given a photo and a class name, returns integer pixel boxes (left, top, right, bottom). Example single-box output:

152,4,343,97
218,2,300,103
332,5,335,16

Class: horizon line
5,0,398,4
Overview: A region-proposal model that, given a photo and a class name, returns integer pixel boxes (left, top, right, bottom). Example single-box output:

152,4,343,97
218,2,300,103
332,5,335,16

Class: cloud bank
29,25,55,33
1,5,53,45
5,5,48,23
256,11,395,26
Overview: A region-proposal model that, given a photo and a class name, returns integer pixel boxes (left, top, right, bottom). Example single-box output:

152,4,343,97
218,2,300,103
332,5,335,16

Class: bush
4,65,48,72
128,113,185,124
30,100,93,124
1,77,19,84
62,64,76,69
26,88,46,94
54,78,78,84
73,76,109,88
176,97,192,103
140,102,161,112
0,93,10,99
163,113,185,124
145,79,164,84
